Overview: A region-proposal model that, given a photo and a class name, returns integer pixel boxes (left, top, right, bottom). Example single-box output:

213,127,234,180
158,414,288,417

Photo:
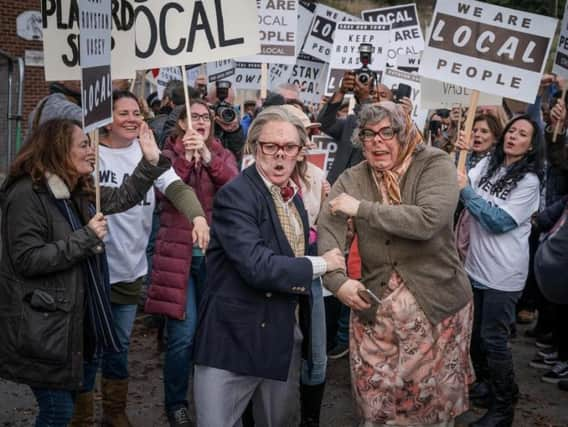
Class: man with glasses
192,106,345,426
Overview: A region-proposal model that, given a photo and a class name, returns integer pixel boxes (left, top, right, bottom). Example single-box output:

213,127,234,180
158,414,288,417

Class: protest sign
240,0,298,64
553,2,568,79
207,59,236,83
302,4,357,62
381,68,426,130
362,4,424,67
324,22,389,96
297,0,316,53
312,134,337,176
289,54,328,104
421,77,502,109
306,150,328,171
419,0,557,104
155,67,183,98
269,63,293,90
397,54,420,72
79,0,112,133
134,0,260,69
42,0,136,80
234,62,262,91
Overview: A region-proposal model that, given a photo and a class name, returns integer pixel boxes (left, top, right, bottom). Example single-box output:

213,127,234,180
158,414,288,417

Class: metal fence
0,50,24,184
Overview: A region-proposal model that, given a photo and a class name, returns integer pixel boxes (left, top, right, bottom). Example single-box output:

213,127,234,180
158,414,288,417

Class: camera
355,43,377,86
214,80,237,123
393,83,412,103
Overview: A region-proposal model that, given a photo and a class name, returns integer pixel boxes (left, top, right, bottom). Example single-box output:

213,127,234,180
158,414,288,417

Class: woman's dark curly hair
479,115,543,196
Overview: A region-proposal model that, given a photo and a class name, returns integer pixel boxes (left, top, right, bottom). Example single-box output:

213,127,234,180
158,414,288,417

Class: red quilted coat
145,136,238,319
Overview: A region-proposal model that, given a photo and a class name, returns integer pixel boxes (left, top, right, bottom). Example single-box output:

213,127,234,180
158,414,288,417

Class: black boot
300,382,325,427
470,358,515,427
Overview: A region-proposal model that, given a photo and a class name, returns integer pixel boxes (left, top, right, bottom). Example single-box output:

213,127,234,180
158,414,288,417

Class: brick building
0,0,47,174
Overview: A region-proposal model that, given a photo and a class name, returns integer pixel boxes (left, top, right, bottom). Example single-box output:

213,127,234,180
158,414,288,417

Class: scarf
371,115,423,205
53,199,120,356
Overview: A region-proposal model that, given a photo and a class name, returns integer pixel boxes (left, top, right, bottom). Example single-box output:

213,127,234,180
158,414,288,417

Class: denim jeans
301,278,327,385
472,286,522,362
30,387,75,427
163,255,202,411
82,302,138,390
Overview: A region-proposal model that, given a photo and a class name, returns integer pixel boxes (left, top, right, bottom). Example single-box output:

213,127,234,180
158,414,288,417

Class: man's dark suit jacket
193,166,313,381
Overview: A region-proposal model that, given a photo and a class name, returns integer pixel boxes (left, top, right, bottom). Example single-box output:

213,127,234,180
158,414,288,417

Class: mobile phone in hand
357,288,381,306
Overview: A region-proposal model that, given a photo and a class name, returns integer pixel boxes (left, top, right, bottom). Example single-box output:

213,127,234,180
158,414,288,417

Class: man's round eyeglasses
258,141,302,157
360,127,397,142
191,113,211,122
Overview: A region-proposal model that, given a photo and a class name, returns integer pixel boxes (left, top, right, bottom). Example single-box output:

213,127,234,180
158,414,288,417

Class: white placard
302,4,357,62
397,54,421,72
234,62,262,91
240,0,298,64
207,59,236,83
420,77,503,109
288,54,328,104
325,22,390,96
42,0,136,81
79,0,113,132
297,1,316,53
134,0,260,69
381,68,426,130
269,63,293,90
156,67,183,99
419,0,557,104
553,2,568,79
362,4,424,67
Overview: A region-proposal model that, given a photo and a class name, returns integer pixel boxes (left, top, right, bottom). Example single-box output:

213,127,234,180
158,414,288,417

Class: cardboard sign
240,0,298,64
234,62,262,91
553,2,568,79
421,76,502,109
325,22,389,96
156,67,183,99
134,0,259,69
269,63,293,90
362,4,424,67
311,134,337,176
419,0,557,104
42,0,136,80
397,54,420,72
302,4,357,62
79,0,112,132
207,59,236,83
381,68,426,129
297,0,316,53
306,150,328,171
289,54,328,104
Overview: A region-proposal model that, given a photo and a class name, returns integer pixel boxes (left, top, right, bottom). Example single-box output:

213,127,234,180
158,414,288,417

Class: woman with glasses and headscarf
318,102,473,427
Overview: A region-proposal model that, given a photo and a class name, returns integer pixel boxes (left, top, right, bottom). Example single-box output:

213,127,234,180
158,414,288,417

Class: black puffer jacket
0,155,170,390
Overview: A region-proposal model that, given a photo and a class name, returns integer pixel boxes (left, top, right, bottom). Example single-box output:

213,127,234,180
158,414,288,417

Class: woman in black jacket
0,118,170,426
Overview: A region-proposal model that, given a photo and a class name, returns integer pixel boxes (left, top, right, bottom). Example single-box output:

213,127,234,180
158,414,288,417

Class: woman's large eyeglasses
359,127,397,142
258,141,302,157
190,113,211,122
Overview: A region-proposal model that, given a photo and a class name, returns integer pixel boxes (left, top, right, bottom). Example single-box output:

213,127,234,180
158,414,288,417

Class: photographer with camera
206,80,245,163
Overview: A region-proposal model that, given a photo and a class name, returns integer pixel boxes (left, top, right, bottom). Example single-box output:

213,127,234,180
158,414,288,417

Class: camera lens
358,73,369,84
220,107,236,123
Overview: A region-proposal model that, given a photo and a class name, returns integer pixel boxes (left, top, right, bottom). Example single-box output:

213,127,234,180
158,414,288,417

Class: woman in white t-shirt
457,115,542,427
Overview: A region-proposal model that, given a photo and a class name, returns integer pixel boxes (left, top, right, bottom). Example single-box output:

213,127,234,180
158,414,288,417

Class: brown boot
101,378,133,427
70,391,94,426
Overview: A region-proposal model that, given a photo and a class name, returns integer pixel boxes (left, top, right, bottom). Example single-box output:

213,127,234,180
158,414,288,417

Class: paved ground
1,318,567,426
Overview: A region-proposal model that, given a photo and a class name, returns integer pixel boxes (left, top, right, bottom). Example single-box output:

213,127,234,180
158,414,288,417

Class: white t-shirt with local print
99,141,180,284
465,157,540,292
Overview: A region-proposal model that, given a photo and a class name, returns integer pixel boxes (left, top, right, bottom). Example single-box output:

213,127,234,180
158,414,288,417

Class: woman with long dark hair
0,118,172,427
458,115,542,427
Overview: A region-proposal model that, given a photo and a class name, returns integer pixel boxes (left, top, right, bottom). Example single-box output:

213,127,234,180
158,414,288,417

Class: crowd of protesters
0,65,567,427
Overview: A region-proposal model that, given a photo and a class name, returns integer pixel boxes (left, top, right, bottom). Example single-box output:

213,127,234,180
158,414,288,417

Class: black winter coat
0,156,170,390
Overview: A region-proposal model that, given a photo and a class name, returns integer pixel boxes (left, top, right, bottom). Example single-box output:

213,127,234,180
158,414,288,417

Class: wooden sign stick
553,80,567,143
92,129,101,214
260,63,268,100
457,90,480,174
181,66,199,161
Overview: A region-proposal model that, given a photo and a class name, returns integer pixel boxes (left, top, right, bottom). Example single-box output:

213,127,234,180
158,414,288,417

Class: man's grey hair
352,101,412,147
246,106,308,152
